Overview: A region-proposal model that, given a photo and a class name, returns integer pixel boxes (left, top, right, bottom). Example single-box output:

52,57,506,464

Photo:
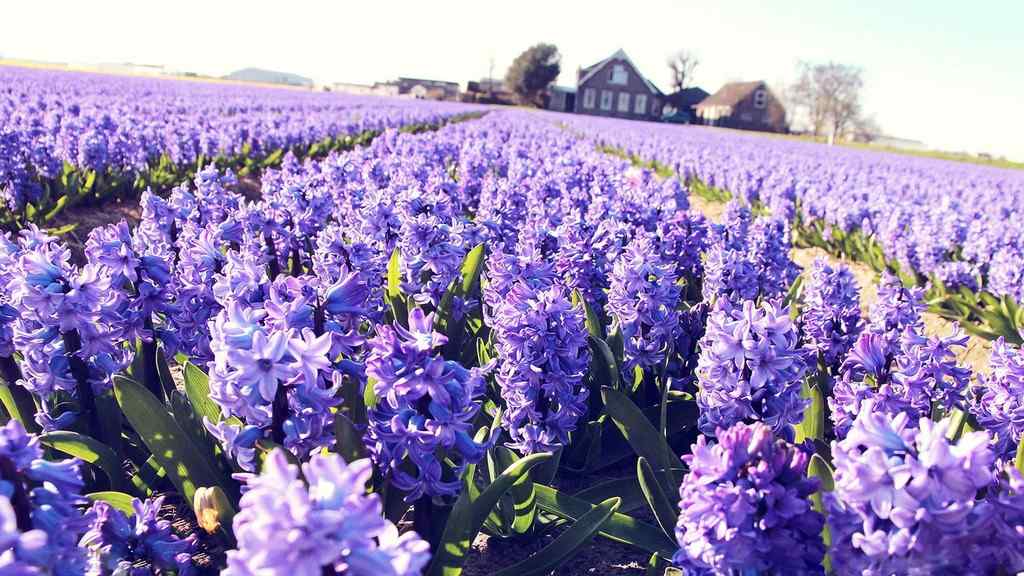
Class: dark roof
665,87,709,109
577,49,662,95
695,81,764,108
397,77,460,88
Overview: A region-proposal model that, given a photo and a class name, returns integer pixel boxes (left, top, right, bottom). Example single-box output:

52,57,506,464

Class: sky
4,0,1023,160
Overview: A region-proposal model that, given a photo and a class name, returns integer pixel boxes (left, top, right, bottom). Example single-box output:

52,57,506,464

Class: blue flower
224,449,430,576
674,421,825,575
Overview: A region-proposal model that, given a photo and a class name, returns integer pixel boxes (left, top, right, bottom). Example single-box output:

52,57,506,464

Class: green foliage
505,43,561,106
492,497,620,576
113,375,234,514
429,451,553,576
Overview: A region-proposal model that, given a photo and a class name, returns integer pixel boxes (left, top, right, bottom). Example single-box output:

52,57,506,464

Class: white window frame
600,90,613,111
753,89,767,109
608,64,629,85
583,88,596,109
634,93,648,115
617,92,631,112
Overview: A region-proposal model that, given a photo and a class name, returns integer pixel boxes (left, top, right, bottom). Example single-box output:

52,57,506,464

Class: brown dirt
46,198,143,263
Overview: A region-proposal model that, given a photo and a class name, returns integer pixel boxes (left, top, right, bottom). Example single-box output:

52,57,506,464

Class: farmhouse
373,77,461,100
573,49,664,121
663,87,710,122
694,81,786,132
547,85,576,112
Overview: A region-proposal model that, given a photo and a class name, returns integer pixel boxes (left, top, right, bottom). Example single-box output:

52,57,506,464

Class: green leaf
364,377,379,410
86,491,136,515
636,457,679,539
43,223,78,236
495,447,536,534
436,243,486,350
1016,437,1024,476
385,248,408,325
155,346,177,400
492,497,620,576
809,453,834,492
94,391,123,463
428,451,552,576
601,387,680,490
113,375,231,512
130,455,164,496
795,379,825,443
0,380,40,434
534,484,676,558
332,412,367,463
572,289,604,340
588,336,620,390
783,274,804,310
183,362,221,425
40,431,127,491
42,195,69,223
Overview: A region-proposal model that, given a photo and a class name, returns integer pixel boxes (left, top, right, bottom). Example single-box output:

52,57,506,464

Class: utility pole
487,56,495,97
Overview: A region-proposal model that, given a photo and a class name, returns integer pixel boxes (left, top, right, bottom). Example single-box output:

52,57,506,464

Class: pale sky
4,0,1023,160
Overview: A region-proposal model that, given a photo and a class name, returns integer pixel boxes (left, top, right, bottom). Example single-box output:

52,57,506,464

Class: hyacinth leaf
574,474,662,514
335,397,368,463
588,336,620,390
572,289,604,340
0,381,40,434
428,451,552,576
476,337,492,367
156,347,178,401
95,391,123,458
41,195,68,223
795,379,825,444
783,274,804,311
602,387,680,490
492,496,620,576
606,323,625,366
86,491,137,515
535,484,676,557
113,375,232,512
183,361,221,425
130,455,165,496
646,553,683,576
436,242,485,351
1015,438,1024,476
563,418,605,474
945,408,974,442
496,446,537,535
168,390,222,473
637,457,679,539
809,453,834,492
40,430,128,492
385,248,408,326
364,376,380,410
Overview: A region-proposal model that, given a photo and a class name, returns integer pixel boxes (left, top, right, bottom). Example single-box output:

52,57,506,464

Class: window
608,64,629,85
617,92,631,112
600,90,613,110
634,93,648,115
583,88,596,109
753,89,768,109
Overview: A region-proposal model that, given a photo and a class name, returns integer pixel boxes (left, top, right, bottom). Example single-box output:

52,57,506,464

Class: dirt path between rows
688,195,994,374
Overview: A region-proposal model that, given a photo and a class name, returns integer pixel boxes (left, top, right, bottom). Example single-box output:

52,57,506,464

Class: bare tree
667,50,700,92
789,61,865,143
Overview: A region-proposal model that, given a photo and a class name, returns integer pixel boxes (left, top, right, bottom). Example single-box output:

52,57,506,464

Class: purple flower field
1,67,1023,575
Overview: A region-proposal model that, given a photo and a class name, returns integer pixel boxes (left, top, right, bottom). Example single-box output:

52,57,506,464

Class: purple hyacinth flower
225,449,430,576
674,421,825,575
